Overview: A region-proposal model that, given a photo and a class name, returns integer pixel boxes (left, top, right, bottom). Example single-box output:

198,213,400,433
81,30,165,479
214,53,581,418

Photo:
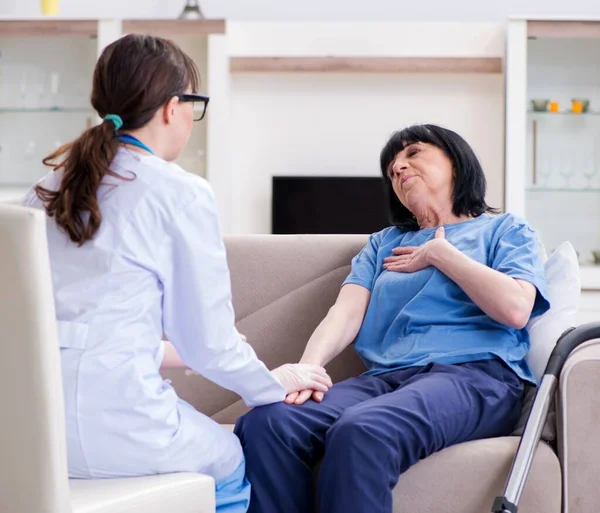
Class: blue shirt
343,213,550,384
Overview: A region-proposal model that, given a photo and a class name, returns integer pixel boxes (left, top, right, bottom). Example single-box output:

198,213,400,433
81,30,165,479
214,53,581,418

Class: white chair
0,204,216,513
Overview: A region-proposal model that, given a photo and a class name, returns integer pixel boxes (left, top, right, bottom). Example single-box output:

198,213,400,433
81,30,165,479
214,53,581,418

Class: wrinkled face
386,142,454,211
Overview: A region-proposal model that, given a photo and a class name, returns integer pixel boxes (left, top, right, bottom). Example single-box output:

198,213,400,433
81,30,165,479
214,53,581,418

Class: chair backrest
0,204,71,513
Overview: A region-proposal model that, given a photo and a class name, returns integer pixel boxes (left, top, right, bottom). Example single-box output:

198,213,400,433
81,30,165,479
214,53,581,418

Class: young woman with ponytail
22,34,331,512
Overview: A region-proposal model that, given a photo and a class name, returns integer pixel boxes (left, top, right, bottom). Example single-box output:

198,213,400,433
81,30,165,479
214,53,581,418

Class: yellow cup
41,0,60,15
572,100,583,114
549,101,560,113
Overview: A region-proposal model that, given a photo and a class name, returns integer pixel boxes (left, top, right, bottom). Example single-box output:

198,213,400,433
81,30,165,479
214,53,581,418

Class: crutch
492,322,600,513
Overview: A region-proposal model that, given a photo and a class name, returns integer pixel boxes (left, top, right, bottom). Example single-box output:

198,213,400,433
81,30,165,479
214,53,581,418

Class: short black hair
379,124,499,231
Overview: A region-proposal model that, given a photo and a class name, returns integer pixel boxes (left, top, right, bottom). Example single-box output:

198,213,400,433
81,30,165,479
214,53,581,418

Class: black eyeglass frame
177,93,210,121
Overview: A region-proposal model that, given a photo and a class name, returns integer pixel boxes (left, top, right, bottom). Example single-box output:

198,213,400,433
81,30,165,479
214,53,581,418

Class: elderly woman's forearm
300,305,363,366
428,242,536,329
300,284,370,366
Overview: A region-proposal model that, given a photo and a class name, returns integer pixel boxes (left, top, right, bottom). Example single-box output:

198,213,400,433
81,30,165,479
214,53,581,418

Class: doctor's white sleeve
157,185,286,407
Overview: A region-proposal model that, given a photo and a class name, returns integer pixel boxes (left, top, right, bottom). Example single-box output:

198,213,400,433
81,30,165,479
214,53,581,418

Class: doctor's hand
271,364,332,396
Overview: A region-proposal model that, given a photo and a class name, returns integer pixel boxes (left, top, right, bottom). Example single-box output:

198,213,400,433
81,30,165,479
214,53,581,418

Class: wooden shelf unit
528,20,600,39
0,19,226,38
230,56,502,73
0,20,98,36
123,19,225,36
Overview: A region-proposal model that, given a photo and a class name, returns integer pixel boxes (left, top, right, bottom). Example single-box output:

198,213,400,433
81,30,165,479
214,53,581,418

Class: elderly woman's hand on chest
383,226,450,273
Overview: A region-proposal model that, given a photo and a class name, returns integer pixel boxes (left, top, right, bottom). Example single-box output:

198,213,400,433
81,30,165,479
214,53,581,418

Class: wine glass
583,146,598,189
582,160,596,189
36,71,47,108
19,71,28,108
538,164,552,188
0,142,9,180
49,72,60,109
558,152,574,189
24,140,36,161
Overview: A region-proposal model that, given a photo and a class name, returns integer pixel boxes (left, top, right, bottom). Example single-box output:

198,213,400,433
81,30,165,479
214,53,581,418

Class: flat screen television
272,176,390,234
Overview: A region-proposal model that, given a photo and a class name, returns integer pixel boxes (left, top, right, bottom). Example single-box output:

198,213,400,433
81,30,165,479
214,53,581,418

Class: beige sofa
161,234,600,513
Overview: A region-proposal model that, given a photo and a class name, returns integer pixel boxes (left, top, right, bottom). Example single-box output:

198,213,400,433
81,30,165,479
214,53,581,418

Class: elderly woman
234,124,549,513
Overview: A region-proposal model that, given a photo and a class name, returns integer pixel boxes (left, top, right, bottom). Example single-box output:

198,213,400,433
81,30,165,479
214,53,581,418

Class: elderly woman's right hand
285,389,325,405
271,363,332,396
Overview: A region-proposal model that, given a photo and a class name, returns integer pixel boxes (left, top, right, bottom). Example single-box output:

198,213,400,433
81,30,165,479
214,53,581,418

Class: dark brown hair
36,34,200,245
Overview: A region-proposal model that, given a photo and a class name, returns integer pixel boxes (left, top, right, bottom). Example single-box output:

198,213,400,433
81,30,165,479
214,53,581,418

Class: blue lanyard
116,134,155,155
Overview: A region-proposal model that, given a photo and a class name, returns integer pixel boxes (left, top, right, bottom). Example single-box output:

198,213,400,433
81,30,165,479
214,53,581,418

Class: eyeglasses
177,93,210,122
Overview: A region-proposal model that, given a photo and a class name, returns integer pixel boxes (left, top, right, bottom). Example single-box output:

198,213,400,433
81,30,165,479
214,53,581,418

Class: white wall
230,72,504,234
0,14,507,236
1,0,599,21
221,22,505,234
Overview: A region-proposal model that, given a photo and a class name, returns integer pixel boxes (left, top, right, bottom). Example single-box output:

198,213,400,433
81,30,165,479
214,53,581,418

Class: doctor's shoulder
139,159,215,218
164,161,214,206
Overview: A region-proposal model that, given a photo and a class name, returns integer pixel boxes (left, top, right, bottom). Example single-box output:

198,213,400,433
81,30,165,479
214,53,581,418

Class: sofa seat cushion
390,437,560,513
70,472,215,513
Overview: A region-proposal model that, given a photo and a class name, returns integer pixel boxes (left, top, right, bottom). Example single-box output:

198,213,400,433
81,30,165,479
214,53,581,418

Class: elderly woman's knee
326,407,378,449
326,405,413,454
234,402,295,443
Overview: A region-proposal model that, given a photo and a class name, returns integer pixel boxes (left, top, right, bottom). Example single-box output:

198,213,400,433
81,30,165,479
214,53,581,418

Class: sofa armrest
558,337,600,513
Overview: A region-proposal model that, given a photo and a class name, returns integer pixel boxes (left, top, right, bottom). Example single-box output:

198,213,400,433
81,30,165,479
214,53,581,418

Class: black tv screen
272,176,390,235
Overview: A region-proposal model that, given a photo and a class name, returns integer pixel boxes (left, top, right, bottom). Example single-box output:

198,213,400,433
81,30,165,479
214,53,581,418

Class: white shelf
510,15,600,22
507,18,600,280
0,18,226,210
528,111,600,117
527,188,600,193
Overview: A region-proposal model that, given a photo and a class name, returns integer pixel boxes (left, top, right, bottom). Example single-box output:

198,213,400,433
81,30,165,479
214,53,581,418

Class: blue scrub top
343,213,550,384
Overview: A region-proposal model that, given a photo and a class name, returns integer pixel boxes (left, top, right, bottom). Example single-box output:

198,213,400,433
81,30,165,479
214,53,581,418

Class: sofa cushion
226,234,369,321
389,437,560,513
526,241,580,383
513,242,580,441
312,437,560,513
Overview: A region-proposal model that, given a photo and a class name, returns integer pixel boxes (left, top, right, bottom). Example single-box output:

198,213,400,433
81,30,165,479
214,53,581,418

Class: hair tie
104,114,123,131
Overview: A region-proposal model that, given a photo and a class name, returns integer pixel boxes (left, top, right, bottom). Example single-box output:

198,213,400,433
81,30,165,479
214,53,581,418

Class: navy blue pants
234,359,524,513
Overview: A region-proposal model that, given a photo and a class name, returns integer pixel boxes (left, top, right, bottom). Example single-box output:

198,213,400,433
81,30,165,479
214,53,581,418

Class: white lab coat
23,148,285,481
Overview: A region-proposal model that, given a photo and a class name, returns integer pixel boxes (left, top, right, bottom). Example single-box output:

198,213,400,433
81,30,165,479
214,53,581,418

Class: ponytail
35,119,126,246
35,33,201,246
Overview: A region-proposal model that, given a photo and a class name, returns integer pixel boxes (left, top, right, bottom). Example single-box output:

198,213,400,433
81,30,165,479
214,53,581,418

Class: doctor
22,34,332,512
